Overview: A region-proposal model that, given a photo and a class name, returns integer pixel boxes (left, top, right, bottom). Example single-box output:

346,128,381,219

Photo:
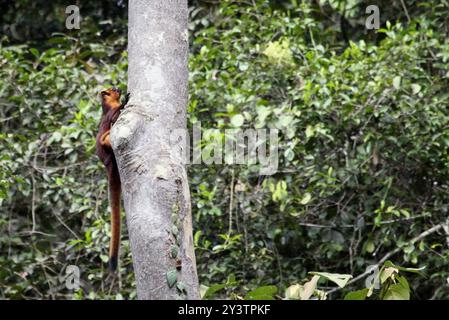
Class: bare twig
298,213,427,229
52,211,79,239
400,0,411,23
442,218,449,247
226,169,235,243
30,146,40,233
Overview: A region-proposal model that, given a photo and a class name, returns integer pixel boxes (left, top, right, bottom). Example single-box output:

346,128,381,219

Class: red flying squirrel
96,87,128,272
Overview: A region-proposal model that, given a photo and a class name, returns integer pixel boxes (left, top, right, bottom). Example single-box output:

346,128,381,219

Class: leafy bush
0,36,133,299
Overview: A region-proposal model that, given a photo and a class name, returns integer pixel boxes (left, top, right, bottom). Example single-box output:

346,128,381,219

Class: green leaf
176,281,187,293
300,193,312,205
393,76,401,89
245,285,277,300
194,230,202,246
309,272,352,288
380,267,398,284
278,115,293,127
344,288,369,300
29,48,40,58
256,106,271,124
166,268,177,288
230,114,245,127
383,283,410,300
170,245,179,258
239,62,249,71
50,131,62,143
365,240,375,253
411,84,421,95
202,284,226,299
396,275,410,292
305,125,314,138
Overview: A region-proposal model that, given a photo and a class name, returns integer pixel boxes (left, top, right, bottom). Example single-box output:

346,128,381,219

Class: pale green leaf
309,272,352,288
166,268,177,288
300,193,312,205
383,283,410,300
393,76,401,89
231,114,244,127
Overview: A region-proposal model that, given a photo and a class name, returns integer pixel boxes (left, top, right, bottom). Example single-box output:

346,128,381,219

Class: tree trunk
110,0,199,300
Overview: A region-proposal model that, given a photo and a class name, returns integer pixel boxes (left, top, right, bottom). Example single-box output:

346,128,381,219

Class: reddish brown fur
96,87,124,272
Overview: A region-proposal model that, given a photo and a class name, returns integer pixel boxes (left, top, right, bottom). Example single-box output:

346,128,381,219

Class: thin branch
226,168,235,243
19,230,56,237
442,218,449,247
31,148,39,233
52,211,79,239
297,213,428,229
400,0,411,23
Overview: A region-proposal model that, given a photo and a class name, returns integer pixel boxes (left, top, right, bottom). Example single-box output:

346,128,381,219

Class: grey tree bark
110,0,199,300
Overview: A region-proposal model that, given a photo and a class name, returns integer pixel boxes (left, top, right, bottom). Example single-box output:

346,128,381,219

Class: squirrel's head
100,87,121,108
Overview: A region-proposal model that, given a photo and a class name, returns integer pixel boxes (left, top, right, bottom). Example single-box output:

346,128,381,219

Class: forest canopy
0,0,448,300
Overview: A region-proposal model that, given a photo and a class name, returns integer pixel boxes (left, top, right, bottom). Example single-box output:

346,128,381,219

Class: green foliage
201,261,419,300
0,35,131,299
0,0,128,45
201,274,238,299
282,261,419,300
189,0,449,299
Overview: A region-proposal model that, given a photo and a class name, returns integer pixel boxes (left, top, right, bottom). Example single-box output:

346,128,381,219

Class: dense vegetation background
1,0,448,299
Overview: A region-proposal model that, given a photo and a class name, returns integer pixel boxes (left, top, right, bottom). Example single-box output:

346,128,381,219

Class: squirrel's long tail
107,160,121,272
